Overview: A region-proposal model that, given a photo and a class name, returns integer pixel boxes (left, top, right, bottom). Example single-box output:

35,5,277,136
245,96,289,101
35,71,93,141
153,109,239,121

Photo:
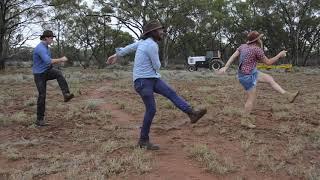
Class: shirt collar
41,41,49,47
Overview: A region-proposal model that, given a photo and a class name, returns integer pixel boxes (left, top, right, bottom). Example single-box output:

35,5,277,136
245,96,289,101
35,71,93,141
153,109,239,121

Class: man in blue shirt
107,20,207,150
33,30,74,126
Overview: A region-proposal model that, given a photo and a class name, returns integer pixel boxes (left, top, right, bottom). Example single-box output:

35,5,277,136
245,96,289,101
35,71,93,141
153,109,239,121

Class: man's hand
106,54,117,64
60,56,68,62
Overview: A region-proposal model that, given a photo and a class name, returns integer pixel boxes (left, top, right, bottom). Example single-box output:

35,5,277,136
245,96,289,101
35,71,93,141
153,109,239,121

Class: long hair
255,39,263,48
140,30,158,40
248,39,263,48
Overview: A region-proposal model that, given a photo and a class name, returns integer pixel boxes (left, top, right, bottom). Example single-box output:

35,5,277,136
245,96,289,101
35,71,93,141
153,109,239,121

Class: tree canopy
0,0,319,70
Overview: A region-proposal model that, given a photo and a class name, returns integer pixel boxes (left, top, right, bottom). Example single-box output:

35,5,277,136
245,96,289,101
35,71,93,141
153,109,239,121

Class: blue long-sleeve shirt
32,42,52,74
116,38,161,81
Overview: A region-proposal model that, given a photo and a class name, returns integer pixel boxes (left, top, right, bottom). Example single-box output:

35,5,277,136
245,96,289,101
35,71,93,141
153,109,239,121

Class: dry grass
193,126,213,136
1,67,319,179
187,144,235,174
286,163,320,179
1,129,148,179
240,130,255,152
84,99,104,111
204,95,217,105
287,138,305,158
101,140,120,153
255,145,286,173
240,114,256,127
273,111,291,120
277,123,291,134
2,147,23,161
23,97,36,107
196,86,216,93
0,73,32,84
104,148,152,177
271,104,290,113
222,106,243,117
0,112,34,126
305,165,320,180
309,127,320,149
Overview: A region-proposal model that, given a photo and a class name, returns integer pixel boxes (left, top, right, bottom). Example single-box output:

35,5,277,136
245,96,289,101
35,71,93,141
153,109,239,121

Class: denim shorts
237,69,259,91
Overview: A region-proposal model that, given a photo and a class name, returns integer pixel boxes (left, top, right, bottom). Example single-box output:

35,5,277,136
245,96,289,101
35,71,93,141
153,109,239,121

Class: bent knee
56,72,64,78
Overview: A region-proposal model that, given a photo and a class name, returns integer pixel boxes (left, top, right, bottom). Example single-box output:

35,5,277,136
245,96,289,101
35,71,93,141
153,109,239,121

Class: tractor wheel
187,65,197,72
209,59,224,71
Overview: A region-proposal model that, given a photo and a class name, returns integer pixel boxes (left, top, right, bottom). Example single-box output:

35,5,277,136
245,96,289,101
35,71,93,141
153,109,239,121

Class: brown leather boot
241,119,256,129
188,107,207,124
284,91,299,103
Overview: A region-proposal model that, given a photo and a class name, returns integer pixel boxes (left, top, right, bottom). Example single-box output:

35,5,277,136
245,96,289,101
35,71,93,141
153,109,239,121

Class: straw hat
141,20,164,36
246,31,264,44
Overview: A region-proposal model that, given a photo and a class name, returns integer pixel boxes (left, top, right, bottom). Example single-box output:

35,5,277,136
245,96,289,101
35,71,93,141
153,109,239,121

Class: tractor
186,50,224,72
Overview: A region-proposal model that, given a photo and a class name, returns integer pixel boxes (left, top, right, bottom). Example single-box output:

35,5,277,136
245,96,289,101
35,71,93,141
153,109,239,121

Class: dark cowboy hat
40,30,56,40
246,31,264,44
141,20,164,37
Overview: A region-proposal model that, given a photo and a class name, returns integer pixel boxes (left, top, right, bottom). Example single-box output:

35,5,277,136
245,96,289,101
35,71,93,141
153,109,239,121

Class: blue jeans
134,78,192,141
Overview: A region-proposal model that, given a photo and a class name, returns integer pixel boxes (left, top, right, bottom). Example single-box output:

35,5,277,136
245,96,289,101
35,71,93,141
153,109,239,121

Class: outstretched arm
106,41,140,64
260,50,287,65
51,56,68,64
38,47,68,65
218,50,240,74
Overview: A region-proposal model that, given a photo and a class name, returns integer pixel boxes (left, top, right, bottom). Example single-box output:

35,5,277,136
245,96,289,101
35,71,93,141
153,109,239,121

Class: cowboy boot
187,107,207,124
284,91,299,103
137,140,160,150
64,93,74,102
35,117,48,127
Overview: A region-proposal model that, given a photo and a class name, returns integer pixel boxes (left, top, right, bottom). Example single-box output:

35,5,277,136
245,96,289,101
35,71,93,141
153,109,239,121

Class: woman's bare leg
257,72,286,94
241,87,257,128
244,87,257,114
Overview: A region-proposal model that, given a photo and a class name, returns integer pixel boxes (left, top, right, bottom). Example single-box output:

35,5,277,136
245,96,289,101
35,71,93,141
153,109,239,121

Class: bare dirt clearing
0,67,319,179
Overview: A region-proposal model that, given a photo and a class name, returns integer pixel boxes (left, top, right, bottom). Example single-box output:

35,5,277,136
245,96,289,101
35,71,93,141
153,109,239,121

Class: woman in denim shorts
219,31,299,128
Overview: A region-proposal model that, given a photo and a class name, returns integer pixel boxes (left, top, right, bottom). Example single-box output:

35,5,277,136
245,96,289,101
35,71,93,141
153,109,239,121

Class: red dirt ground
0,69,319,179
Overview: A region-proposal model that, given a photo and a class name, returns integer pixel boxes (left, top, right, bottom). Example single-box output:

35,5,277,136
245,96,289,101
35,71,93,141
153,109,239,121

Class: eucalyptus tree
224,0,319,65
172,0,229,58
38,0,88,66
0,0,45,70
46,0,134,68
97,0,176,64
102,0,221,66
275,0,320,65
106,0,153,39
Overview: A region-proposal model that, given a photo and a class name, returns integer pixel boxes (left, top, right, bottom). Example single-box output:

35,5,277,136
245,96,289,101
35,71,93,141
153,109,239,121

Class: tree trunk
0,35,5,71
57,21,61,56
0,58,5,70
162,36,169,68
